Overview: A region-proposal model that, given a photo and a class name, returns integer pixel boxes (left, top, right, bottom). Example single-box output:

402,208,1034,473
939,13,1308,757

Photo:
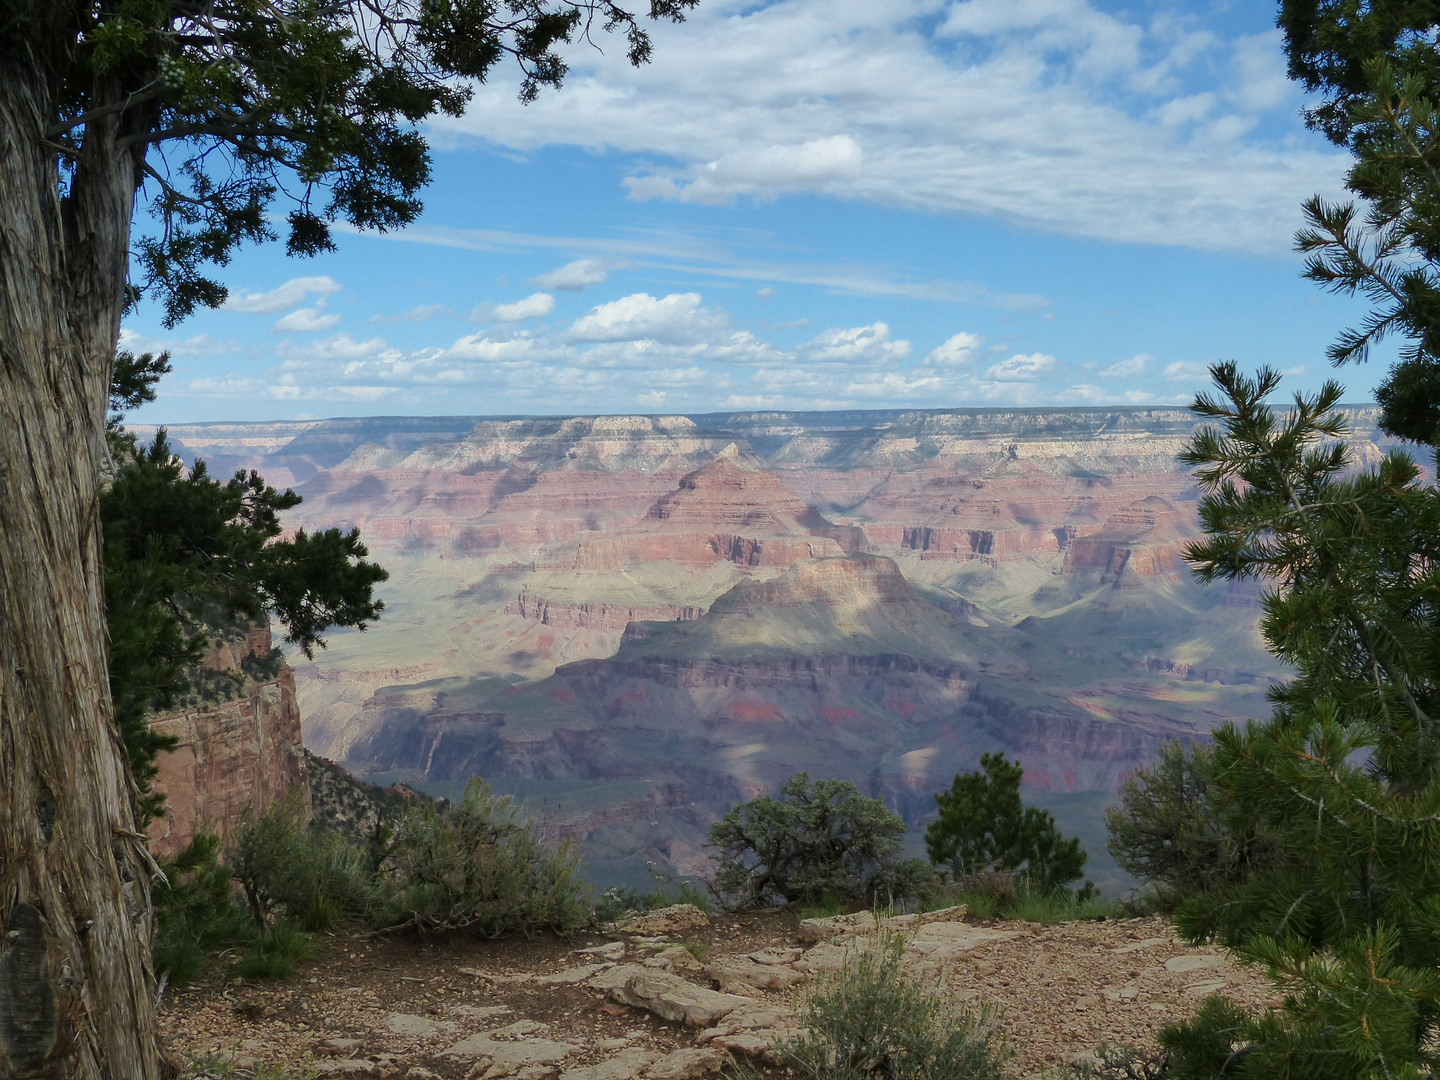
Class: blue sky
123,0,1387,423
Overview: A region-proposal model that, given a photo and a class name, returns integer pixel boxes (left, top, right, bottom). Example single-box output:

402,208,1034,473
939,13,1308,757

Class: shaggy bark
0,58,167,1080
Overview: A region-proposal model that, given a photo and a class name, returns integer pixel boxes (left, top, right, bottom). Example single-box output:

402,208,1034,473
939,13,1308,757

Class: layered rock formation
143,405,1403,889
147,623,310,858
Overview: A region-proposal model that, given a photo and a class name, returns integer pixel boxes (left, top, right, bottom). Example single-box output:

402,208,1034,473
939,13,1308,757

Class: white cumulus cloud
479,292,556,323
568,292,730,345
799,322,912,365
924,332,985,366
273,307,341,333
532,258,610,292
224,276,342,314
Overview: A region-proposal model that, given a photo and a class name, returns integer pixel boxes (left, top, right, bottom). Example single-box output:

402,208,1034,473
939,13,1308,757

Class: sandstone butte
133,405,1405,892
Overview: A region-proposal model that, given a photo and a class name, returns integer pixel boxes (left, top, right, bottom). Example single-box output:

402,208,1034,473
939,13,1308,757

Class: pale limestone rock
587,963,654,992
578,941,628,961
706,959,805,992
644,946,703,973
1186,979,1229,997
444,1020,555,1059
617,905,710,935
644,1048,731,1079
406,1070,440,1080
456,1039,580,1079
319,1037,362,1055
796,911,877,944
559,1048,659,1080
903,922,1021,960
1164,954,1224,974
385,1013,456,1038
539,963,611,986
794,942,850,974
607,970,751,1027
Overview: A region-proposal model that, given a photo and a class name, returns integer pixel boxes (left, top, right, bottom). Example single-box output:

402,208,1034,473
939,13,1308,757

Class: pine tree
1149,363,1440,1078
925,753,1088,893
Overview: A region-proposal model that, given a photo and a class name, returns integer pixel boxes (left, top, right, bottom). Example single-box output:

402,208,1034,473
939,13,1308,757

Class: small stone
319,1037,362,1056
1074,995,1100,1010
407,1070,440,1080
748,947,801,966
312,1063,379,1076
1112,937,1169,954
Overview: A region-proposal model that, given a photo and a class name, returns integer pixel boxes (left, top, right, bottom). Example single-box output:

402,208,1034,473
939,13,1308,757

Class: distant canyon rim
136,405,1403,893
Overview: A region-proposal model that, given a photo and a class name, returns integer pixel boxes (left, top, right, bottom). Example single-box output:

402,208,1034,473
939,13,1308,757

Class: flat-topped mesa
1063,496,1195,581
707,552,919,614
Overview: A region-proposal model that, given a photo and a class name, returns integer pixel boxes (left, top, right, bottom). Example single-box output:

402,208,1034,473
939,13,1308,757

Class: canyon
137,405,1402,892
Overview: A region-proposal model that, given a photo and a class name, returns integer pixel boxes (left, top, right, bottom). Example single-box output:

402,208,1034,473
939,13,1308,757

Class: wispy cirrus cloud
430,0,1343,256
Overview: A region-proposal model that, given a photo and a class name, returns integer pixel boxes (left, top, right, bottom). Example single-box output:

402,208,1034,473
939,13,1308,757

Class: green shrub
707,772,934,908
153,832,247,986
234,919,316,979
375,778,591,936
1105,739,1276,909
764,931,1008,1080
229,791,373,931
925,753,1089,894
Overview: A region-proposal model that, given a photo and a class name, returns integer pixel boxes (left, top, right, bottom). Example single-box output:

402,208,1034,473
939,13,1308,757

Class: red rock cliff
146,622,310,858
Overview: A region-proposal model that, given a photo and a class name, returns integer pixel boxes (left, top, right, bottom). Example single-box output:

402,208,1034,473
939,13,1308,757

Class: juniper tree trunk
0,55,167,1080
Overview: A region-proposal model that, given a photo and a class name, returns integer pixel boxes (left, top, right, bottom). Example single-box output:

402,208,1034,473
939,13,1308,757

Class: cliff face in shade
146,623,310,858
145,405,1407,891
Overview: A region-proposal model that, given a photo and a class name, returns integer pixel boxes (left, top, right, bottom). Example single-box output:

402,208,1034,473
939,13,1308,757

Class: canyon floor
167,907,1276,1080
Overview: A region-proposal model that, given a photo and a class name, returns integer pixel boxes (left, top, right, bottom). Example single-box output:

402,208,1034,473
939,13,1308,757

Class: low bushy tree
1106,740,1279,908
707,773,932,908
376,779,591,937
926,753,1088,893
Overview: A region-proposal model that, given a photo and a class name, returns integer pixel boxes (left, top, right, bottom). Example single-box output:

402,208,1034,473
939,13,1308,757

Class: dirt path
163,908,1276,1080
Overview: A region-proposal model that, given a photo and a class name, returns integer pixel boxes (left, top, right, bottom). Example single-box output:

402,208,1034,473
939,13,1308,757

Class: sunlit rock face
140,405,1400,890
146,622,310,858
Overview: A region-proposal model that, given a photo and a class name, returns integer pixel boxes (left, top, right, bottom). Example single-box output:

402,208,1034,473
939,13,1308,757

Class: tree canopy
14,0,696,326
104,353,388,821
1279,3,1440,444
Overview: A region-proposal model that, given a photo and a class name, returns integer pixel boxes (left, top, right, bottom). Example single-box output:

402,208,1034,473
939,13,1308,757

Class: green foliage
153,832,247,986
706,772,932,908
760,931,1008,1080
1278,0,1440,146
374,778,591,937
925,753,1088,894
234,920,317,980
229,792,372,932
23,0,697,327
104,362,388,822
1275,37,1440,444
1105,740,1276,908
1143,366,1440,1077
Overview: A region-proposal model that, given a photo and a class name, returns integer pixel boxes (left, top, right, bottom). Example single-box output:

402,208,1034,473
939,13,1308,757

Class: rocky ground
164,905,1277,1080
